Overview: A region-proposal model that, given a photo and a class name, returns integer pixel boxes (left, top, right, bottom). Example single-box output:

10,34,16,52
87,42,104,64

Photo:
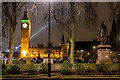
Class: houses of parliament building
20,10,69,60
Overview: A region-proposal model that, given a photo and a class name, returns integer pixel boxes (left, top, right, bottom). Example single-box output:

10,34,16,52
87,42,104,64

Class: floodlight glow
16,47,18,49
17,20,54,49
22,50,27,57
30,24,48,39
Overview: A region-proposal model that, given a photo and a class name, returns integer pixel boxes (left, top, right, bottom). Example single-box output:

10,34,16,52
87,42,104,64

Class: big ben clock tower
20,9,31,58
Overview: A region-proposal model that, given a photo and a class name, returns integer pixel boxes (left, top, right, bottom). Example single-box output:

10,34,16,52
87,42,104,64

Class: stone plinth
96,45,113,64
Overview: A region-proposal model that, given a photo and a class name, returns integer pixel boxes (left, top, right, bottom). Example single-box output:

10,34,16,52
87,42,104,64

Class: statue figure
97,22,108,45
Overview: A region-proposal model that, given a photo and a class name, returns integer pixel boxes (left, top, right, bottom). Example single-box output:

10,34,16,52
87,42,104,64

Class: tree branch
16,3,25,12
3,3,12,25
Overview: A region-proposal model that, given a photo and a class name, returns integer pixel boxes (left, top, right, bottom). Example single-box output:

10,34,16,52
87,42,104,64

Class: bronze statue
97,22,108,45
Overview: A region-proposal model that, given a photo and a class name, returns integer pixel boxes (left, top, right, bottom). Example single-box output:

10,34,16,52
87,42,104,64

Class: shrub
27,64,38,75
2,70,7,75
61,68,71,75
2,64,7,70
61,60,72,75
13,60,24,72
39,63,48,74
84,66,96,72
96,62,110,73
2,64,7,75
7,64,21,74
74,63,85,74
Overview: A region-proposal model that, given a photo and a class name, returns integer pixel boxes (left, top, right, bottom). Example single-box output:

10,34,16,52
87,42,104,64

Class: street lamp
48,2,51,77
93,46,96,49
92,45,97,62
87,53,90,55
81,49,83,53
80,49,83,63
7,49,9,52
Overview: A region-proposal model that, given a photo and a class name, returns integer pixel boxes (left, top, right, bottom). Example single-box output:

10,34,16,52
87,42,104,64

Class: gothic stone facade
20,10,69,59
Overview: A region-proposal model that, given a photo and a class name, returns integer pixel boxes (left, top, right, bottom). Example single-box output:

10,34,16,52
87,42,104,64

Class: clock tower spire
20,9,31,58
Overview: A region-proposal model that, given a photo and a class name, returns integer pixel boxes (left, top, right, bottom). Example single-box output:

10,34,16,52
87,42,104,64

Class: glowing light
88,53,90,55
22,20,30,23
4,57,8,60
61,52,63,54
7,50,9,52
81,49,83,52
93,46,96,49
105,55,108,58
17,44,21,49
22,50,27,57
16,47,18,49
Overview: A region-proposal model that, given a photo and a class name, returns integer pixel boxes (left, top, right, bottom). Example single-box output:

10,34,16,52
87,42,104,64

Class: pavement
1,75,120,80
1,77,120,80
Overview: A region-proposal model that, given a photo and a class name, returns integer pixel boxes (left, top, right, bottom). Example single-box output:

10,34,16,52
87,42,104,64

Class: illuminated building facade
20,10,69,59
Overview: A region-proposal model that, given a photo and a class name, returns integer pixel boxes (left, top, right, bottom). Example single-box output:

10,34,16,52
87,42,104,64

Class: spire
62,34,64,44
22,9,29,20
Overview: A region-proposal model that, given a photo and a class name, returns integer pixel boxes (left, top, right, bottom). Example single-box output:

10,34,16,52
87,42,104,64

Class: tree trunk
8,3,17,64
70,2,75,65
8,27,15,64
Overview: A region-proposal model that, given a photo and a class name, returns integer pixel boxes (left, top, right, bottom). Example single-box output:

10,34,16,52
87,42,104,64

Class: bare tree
52,2,76,65
2,2,24,64
109,2,120,52
109,2,120,31
84,2,99,31
52,2,98,65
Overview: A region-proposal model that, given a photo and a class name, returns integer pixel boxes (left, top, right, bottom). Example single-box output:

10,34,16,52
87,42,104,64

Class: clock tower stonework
20,10,31,59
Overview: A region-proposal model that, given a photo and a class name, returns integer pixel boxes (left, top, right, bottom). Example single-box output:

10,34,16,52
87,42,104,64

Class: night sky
2,2,113,52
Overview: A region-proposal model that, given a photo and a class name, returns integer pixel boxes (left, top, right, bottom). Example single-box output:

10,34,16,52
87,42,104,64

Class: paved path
1,76,120,80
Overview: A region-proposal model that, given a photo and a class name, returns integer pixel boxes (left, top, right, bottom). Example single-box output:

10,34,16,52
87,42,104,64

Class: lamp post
80,49,83,63
48,2,51,77
87,53,90,64
93,45,97,62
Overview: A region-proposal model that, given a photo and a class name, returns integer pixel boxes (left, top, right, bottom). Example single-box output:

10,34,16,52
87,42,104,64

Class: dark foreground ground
1,77,120,80
1,75,120,80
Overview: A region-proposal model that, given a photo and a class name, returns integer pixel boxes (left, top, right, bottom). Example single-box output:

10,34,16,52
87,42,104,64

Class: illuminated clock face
22,23,28,28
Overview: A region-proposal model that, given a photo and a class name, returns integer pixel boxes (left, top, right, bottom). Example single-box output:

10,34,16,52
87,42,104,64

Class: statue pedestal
96,45,113,64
